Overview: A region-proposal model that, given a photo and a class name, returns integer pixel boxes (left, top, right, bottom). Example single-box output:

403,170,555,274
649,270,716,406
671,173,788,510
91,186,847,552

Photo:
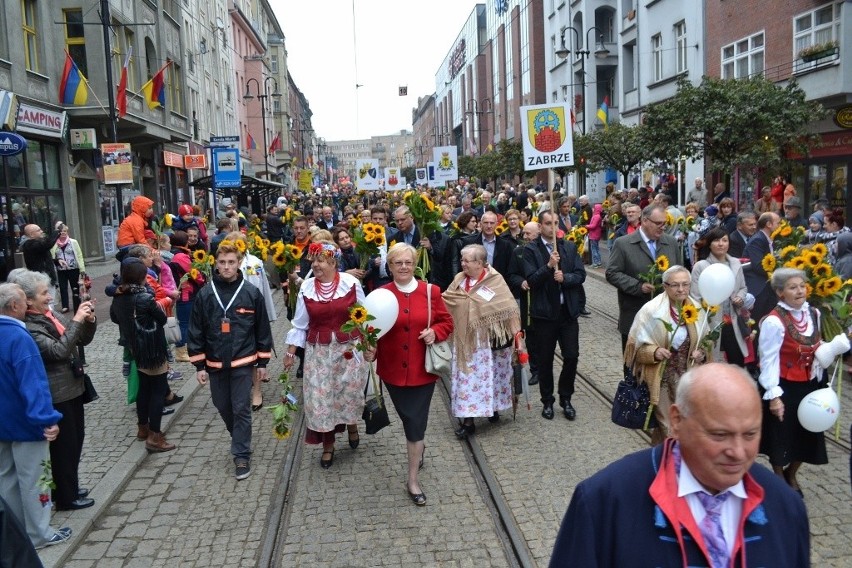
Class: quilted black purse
362,370,390,435
611,368,657,430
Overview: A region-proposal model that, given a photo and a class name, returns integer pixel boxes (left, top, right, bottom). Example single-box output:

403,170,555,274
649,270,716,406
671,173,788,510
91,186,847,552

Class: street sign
212,147,241,187
209,135,240,149
0,131,27,157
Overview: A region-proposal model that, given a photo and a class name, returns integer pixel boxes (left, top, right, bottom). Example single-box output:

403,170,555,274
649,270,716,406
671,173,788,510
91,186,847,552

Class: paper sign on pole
415,168,427,185
356,158,379,190
384,167,402,190
101,143,133,184
432,146,458,183
519,103,574,171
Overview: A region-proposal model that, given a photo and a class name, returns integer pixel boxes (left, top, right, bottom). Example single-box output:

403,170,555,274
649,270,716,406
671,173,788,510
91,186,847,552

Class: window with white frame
652,34,663,82
793,2,840,58
721,32,764,79
675,20,687,73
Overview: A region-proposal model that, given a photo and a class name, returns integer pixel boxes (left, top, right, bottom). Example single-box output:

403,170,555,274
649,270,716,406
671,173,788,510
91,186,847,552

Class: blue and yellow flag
59,51,88,105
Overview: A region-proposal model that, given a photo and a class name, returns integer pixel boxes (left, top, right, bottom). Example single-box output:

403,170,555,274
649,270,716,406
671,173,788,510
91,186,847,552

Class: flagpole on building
100,0,118,144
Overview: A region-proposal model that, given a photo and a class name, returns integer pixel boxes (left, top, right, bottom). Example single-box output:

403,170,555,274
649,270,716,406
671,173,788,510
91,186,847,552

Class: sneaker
122,362,130,377
38,528,72,549
166,369,183,381
235,461,251,480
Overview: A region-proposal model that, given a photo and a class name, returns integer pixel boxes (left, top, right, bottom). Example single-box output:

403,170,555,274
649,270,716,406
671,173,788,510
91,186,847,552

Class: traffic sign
212,147,241,187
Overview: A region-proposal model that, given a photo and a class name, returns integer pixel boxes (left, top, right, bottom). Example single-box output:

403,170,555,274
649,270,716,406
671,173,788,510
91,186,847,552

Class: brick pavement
36,260,851,567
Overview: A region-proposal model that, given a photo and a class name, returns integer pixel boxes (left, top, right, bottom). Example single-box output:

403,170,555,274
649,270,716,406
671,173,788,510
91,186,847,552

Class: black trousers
57,268,80,310
137,371,169,433
50,395,86,508
532,306,579,406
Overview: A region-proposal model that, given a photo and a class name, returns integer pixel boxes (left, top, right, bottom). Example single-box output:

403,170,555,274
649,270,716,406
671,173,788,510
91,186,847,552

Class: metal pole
260,94,268,180
100,0,124,222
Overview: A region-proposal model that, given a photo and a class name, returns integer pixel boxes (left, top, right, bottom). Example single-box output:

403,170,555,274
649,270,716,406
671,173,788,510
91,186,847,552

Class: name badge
476,285,496,302
221,317,231,333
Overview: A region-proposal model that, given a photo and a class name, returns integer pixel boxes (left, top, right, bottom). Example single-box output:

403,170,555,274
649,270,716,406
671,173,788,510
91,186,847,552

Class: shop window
25,140,44,189
7,194,65,234
829,164,847,210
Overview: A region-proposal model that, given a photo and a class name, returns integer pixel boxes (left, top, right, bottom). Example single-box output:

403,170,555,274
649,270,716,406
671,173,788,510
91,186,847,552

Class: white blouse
758,301,820,400
284,272,365,348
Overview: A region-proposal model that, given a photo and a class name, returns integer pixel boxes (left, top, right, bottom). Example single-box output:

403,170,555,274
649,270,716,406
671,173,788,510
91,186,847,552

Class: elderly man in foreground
550,363,808,567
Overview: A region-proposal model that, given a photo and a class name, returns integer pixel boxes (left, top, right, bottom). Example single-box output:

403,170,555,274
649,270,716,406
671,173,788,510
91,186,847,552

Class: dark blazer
743,230,775,322
451,233,514,278
20,230,60,285
388,225,450,290
523,238,586,320
728,230,748,259
550,445,809,568
605,230,681,335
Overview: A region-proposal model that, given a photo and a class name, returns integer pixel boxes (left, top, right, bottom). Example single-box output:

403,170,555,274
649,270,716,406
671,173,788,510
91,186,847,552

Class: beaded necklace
314,273,340,302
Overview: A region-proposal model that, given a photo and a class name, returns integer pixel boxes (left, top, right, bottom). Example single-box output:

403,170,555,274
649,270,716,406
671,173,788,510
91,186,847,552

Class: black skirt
760,378,828,467
384,382,436,442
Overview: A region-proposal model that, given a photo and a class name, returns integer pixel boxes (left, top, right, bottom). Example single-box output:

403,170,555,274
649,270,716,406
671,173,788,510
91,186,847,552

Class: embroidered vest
770,306,820,382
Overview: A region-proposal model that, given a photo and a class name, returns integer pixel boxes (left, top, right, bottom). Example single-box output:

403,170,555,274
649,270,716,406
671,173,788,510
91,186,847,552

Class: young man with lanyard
187,241,273,480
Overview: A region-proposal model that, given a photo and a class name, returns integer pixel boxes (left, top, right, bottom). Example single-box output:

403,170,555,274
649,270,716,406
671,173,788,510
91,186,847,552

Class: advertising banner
101,143,133,184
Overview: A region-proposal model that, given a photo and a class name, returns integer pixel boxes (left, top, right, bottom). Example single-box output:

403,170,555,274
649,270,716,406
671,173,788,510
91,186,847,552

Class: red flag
268,132,281,154
116,47,132,118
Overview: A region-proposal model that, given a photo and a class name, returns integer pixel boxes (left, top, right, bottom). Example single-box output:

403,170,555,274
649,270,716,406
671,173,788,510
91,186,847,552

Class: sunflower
272,252,287,267
207,254,215,265
193,250,207,262
770,226,782,241
778,245,797,260
801,251,821,268
790,256,807,270
805,282,813,298
812,263,832,278
811,243,828,258
273,427,291,441
262,238,271,247
821,276,843,296
656,255,670,272
189,268,200,280
566,234,576,242
779,225,792,237
260,249,268,261
761,253,776,273
665,211,674,227
363,232,375,244
423,196,436,211
577,227,588,236
164,213,173,227
374,236,385,246
681,304,699,325
700,300,719,315
234,240,247,253
602,199,611,208
349,306,368,325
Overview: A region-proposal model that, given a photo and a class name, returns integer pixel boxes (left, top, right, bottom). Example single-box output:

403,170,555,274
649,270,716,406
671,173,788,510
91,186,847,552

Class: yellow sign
298,169,313,191
101,143,133,184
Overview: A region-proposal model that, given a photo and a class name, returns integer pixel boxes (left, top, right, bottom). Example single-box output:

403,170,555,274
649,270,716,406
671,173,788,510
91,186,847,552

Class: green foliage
580,123,650,182
644,76,824,174
401,166,416,183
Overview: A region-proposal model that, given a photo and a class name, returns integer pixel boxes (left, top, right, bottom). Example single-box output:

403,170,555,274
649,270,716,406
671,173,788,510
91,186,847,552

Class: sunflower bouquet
402,191,442,279
339,304,381,353
495,217,509,236
270,242,304,312
268,371,299,440
649,299,700,428
179,249,213,289
351,222,386,271
564,226,588,256
246,230,271,262
638,254,670,296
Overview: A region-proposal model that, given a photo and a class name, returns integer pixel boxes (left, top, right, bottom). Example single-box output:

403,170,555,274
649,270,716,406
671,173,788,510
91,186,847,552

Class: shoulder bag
425,283,452,379
163,316,181,345
132,302,164,369
611,367,657,430
362,369,390,435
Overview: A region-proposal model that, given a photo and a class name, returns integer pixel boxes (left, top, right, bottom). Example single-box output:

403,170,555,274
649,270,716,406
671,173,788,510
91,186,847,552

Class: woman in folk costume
443,244,525,439
625,265,709,444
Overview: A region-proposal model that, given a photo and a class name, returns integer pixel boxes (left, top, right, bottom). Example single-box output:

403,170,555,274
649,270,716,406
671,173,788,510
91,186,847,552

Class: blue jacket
0,317,62,441
550,443,809,567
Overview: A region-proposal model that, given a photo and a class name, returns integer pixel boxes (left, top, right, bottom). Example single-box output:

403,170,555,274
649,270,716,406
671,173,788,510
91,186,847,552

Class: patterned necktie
648,240,657,258
697,491,731,568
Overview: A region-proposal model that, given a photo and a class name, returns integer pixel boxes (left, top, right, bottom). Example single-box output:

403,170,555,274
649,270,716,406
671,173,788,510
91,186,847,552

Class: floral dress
451,330,514,418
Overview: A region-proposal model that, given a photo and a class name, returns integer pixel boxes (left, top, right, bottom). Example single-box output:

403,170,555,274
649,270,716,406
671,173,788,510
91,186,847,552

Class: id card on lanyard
211,279,245,333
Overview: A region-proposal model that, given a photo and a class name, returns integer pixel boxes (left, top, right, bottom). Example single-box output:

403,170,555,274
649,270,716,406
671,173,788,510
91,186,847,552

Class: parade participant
188,241,273,480
331,227,368,280
524,210,586,420
613,203,640,238
452,212,514,278
606,205,681,353
0,283,71,550
116,195,155,250
391,205,450,290
499,209,523,245
586,203,604,268
757,269,828,496
209,218,237,257
110,261,176,453
782,196,807,229
284,242,366,469
692,228,749,366
625,265,708,442
755,186,778,214
172,204,209,246
13,270,97,511
743,212,781,324
316,206,337,230
185,226,207,253
823,208,850,265
550,363,809,567
444,244,521,436
168,231,202,363
365,243,454,506
728,211,757,258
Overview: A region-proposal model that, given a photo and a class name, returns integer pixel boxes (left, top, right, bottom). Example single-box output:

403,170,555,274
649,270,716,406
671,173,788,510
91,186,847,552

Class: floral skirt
302,342,368,434
451,346,514,418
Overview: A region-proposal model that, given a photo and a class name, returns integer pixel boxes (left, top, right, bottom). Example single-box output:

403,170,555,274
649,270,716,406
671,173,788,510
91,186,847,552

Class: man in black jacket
452,211,514,278
19,222,61,287
523,210,586,421
188,241,273,481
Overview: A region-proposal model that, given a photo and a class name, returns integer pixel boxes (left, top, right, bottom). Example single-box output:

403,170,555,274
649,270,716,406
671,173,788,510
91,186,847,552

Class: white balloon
361,288,400,339
797,387,840,432
698,263,736,306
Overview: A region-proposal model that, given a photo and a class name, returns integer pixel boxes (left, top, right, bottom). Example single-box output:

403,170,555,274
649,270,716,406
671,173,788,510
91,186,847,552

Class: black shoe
563,401,576,421
164,393,183,407
348,429,360,449
77,487,89,498
528,374,539,386
407,486,427,506
296,369,304,379
454,421,475,439
320,448,335,469
161,407,175,416
488,412,500,423
56,497,94,511
580,309,591,317
542,404,554,420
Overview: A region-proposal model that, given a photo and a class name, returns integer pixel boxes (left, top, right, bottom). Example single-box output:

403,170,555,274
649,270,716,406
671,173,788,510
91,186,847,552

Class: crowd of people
0,174,845,564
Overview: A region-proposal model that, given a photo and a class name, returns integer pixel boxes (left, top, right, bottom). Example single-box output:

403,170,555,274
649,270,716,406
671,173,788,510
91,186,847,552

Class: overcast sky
277,0,480,142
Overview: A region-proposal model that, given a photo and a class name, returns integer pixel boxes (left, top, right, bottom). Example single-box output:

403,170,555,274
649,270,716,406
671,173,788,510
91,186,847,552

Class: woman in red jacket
366,243,453,506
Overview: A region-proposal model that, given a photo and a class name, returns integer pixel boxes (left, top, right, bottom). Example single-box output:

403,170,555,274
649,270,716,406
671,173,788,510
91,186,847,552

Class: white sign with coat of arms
519,103,574,171
432,146,458,183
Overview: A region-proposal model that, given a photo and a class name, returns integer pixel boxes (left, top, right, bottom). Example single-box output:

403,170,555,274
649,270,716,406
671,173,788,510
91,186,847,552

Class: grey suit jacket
605,230,681,335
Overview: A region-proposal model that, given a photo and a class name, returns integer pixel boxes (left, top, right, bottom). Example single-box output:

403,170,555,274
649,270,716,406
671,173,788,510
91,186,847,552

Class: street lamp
243,76,282,179
432,126,449,146
555,26,610,135
464,97,493,156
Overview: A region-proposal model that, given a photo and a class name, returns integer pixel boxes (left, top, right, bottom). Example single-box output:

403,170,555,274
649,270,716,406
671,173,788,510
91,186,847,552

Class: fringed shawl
442,266,520,372
624,292,705,405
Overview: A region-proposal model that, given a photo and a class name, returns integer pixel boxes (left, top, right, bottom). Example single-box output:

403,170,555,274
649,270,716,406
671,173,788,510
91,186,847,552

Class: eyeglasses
460,259,482,264
663,282,691,289
390,261,414,267
646,219,667,227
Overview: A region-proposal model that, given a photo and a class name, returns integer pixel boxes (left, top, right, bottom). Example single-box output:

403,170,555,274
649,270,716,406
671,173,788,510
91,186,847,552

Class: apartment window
561,85,569,103
64,9,88,77
168,63,183,114
270,54,278,73
187,50,194,73
674,20,687,73
652,34,663,82
793,2,839,58
22,0,39,72
721,32,764,78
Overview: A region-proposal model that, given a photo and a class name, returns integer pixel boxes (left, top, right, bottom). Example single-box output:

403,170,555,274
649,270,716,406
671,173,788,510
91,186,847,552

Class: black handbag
132,304,165,369
362,370,390,435
611,368,657,430
81,374,99,404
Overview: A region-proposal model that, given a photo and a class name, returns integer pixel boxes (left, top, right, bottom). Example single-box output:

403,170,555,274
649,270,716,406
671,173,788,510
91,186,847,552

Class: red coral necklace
314,273,340,302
